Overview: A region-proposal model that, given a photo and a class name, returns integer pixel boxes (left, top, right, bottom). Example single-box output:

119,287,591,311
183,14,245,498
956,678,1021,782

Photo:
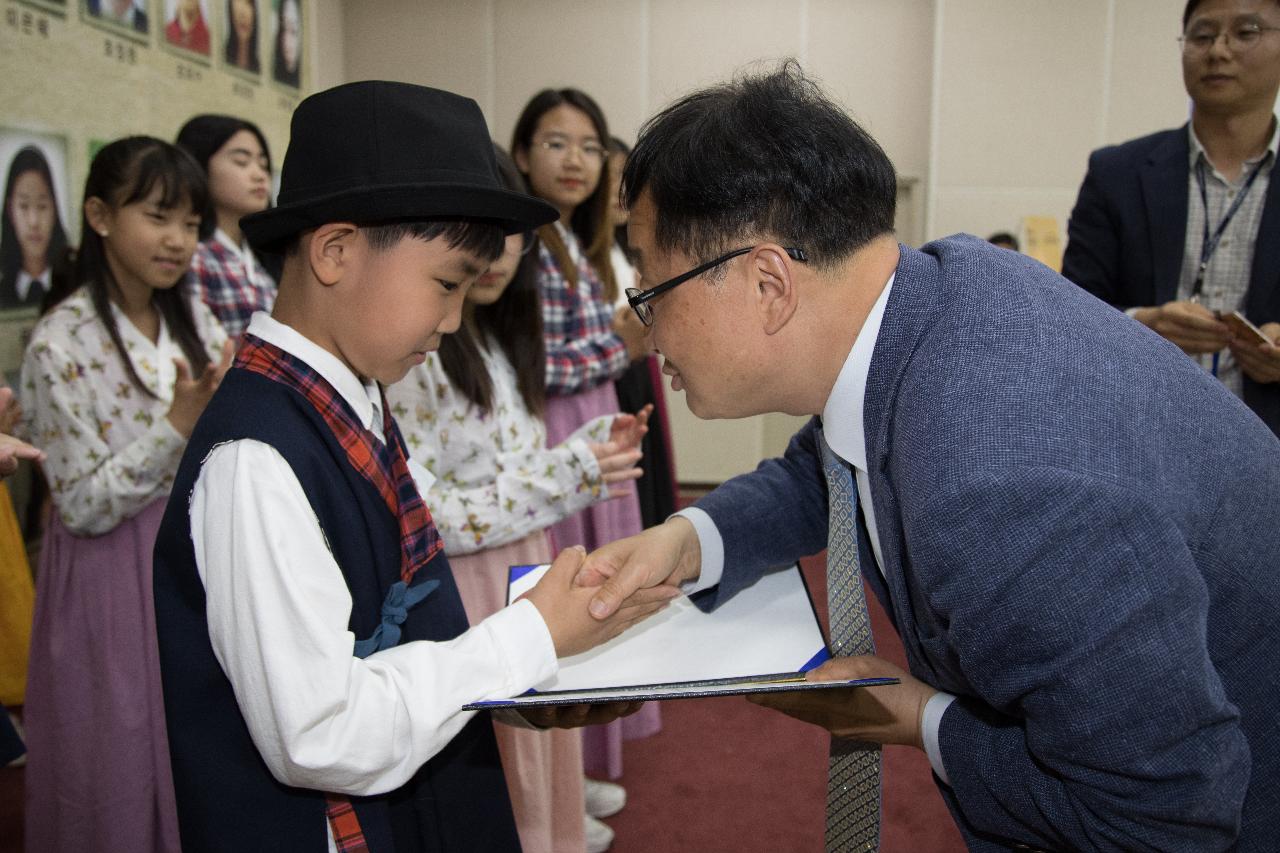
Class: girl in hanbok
387,147,649,853
511,89,661,827
20,136,231,853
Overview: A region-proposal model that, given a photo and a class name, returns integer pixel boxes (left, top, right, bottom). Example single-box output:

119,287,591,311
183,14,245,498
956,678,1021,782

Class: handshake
521,516,703,659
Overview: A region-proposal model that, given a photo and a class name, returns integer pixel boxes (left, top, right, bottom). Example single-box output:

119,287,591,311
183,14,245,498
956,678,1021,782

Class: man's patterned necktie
819,429,881,852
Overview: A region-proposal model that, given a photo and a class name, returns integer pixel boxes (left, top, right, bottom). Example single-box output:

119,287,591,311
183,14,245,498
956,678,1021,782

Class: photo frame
268,0,301,90
81,0,152,43
221,0,263,81
0,128,72,320
160,0,213,62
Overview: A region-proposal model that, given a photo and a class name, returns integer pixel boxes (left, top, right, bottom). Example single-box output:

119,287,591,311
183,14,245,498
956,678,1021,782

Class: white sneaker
584,777,626,818
584,814,614,853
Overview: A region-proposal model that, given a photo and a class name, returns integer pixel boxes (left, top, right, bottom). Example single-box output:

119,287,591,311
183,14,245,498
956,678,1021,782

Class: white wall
325,0,1193,484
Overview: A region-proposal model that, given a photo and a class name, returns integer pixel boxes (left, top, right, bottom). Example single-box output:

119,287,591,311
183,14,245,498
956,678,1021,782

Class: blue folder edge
463,676,900,710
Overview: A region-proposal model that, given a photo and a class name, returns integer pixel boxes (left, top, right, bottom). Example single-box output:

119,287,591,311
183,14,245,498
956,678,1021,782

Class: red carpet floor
0,553,967,853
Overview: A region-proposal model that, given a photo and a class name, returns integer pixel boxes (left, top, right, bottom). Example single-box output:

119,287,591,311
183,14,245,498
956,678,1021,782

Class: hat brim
241,183,559,252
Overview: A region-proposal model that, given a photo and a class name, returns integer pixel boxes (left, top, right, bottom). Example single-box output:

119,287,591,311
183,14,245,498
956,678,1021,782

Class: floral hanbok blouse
387,338,611,556
20,287,228,535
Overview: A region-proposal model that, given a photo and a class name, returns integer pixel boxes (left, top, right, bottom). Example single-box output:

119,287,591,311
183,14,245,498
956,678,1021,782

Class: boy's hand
524,545,680,658
517,701,644,729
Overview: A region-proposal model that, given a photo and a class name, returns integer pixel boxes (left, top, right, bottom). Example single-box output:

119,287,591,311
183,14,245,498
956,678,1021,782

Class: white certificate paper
463,563,897,709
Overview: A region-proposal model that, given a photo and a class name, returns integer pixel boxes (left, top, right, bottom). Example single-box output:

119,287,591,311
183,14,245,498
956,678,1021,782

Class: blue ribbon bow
352,578,440,659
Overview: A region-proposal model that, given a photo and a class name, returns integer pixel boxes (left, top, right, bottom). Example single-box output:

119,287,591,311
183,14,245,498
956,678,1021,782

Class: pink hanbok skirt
23,497,181,853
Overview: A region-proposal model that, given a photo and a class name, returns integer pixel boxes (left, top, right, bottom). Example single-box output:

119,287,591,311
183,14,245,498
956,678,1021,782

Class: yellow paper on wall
1021,216,1063,273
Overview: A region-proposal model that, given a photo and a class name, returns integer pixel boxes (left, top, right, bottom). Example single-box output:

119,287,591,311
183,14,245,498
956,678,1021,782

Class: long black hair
176,113,280,277
70,136,214,397
436,144,546,418
510,87,618,303
1,146,71,299
224,0,260,73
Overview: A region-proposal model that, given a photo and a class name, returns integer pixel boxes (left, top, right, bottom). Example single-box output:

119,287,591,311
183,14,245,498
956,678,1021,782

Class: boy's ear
307,223,360,288
83,197,111,237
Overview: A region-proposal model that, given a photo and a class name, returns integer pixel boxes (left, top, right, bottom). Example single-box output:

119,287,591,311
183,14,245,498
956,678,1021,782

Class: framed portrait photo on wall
162,0,213,60
223,0,263,78
82,0,151,40
269,0,301,89
0,129,72,318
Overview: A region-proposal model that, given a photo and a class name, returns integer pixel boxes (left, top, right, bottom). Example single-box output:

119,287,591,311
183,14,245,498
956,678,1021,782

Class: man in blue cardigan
1062,0,1280,436
581,62,1280,851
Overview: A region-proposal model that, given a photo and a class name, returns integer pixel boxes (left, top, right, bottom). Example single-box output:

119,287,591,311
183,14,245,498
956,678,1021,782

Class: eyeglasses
625,245,808,327
1179,21,1280,55
518,230,538,256
535,137,606,163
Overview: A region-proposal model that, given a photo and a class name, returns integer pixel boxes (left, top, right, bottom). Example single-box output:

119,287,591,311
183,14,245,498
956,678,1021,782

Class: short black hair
622,60,896,269
283,219,505,261
1183,0,1280,27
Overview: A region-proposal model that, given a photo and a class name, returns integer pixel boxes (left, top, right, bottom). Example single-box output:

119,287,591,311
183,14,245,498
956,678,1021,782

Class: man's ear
307,223,359,288
752,245,800,335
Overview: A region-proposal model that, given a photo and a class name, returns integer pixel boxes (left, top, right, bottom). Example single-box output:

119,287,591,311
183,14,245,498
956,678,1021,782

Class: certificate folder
463,562,897,710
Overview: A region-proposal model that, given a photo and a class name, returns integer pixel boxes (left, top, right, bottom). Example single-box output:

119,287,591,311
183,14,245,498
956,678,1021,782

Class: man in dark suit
579,63,1280,851
1062,0,1280,436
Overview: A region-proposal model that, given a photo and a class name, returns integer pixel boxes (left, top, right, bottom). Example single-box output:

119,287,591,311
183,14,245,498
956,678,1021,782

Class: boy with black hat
152,81,674,853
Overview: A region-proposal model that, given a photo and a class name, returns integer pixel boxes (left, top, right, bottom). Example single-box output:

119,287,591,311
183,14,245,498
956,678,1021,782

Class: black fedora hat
241,80,557,251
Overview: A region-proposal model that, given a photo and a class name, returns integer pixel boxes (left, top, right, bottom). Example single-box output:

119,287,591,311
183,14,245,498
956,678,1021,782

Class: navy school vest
152,366,521,853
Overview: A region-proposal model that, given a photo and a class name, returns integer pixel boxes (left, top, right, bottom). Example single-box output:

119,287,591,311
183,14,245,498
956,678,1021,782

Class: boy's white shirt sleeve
190,438,558,797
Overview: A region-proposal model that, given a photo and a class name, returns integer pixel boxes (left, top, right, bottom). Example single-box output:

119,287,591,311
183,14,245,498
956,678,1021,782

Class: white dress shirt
676,274,957,784
190,313,558,849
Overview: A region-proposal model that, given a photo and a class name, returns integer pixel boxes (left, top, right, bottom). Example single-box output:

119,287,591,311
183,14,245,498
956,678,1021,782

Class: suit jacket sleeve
914,465,1247,851
690,417,831,609
1061,151,1132,308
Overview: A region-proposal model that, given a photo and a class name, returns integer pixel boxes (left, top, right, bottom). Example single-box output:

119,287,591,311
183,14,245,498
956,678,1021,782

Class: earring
98,230,108,237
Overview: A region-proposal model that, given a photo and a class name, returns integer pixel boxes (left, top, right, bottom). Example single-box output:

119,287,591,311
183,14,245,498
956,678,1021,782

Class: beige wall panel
661,376,768,483
929,187,1079,244
490,0,648,147
1105,0,1189,146
935,0,1110,189
806,0,935,179
341,0,492,112
646,0,802,113
313,0,347,91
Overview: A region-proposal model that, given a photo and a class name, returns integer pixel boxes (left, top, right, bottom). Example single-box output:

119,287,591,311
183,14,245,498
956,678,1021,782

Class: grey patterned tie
819,429,881,852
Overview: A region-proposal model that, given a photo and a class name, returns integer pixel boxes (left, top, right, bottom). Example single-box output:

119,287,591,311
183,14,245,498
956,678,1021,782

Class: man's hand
575,516,702,620
1230,321,1280,384
1132,301,1230,354
748,656,937,749
517,701,645,730
524,546,680,657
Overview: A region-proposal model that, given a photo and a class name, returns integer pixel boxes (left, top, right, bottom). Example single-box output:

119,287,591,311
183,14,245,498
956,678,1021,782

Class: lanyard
1191,152,1272,298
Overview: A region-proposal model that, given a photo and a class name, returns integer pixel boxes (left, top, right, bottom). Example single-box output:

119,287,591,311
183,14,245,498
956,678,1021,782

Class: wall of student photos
0,0,312,378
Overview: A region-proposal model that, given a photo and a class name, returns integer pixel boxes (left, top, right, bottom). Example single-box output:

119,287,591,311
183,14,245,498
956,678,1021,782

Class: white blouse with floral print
387,337,611,556
20,288,228,536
